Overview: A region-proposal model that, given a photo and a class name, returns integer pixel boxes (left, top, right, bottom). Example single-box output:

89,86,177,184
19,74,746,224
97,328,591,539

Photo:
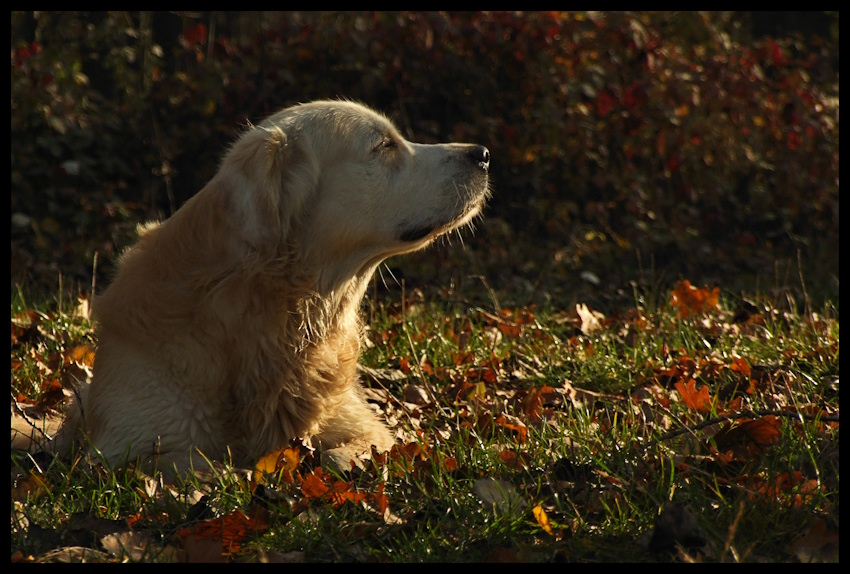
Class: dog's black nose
468,145,490,170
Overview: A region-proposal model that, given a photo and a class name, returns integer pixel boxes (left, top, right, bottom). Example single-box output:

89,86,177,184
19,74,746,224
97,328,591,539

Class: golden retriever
46,100,490,474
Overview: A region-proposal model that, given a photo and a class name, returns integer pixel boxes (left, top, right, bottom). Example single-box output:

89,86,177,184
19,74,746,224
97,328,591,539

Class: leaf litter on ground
10,279,839,562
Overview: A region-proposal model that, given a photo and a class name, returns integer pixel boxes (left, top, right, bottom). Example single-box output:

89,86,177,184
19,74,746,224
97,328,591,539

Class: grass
10,280,839,562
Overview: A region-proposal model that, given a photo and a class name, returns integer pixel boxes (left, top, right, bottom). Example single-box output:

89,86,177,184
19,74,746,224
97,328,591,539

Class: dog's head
216,100,490,292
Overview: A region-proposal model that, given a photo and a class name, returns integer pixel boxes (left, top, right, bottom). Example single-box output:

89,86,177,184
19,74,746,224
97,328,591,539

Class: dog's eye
374,137,397,152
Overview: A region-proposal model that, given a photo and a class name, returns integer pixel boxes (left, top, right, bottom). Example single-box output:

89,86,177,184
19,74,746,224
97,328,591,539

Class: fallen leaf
576,303,605,334
675,379,712,413
670,280,719,319
714,415,781,457
64,343,96,367
498,449,529,470
494,414,528,443
788,518,839,563
180,535,227,563
75,295,92,320
101,531,172,562
729,356,751,378
533,504,554,535
176,504,270,554
11,472,51,501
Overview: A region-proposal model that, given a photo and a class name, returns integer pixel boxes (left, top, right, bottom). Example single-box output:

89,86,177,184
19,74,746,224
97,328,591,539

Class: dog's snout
468,145,490,170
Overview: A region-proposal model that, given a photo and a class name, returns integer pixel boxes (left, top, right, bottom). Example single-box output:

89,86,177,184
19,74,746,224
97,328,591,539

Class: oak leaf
714,415,781,458
669,280,719,319
674,379,712,413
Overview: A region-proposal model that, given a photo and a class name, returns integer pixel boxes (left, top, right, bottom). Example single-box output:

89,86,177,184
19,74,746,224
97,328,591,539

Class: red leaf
624,82,645,111
498,449,529,470
177,504,269,554
596,89,615,117
767,39,786,66
183,22,207,47
674,379,712,413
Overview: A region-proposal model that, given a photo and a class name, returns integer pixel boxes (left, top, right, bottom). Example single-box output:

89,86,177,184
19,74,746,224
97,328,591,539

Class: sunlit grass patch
11,281,839,562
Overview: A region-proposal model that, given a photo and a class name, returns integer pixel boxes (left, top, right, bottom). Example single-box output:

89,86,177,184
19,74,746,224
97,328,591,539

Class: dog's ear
218,122,318,252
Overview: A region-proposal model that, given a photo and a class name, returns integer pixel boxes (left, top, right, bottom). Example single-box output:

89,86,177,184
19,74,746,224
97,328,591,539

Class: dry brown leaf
576,303,605,334
180,535,227,563
11,472,51,501
715,415,781,457
36,546,111,563
100,531,163,562
498,449,530,470
75,295,92,320
788,518,839,563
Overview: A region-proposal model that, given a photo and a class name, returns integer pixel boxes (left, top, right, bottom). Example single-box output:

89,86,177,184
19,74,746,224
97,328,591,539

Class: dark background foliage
10,11,839,309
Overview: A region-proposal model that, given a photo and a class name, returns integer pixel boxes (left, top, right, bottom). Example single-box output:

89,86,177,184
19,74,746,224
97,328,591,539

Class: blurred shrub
10,11,839,302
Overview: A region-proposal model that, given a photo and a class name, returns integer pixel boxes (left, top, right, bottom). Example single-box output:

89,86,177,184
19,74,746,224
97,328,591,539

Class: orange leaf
494,414,528,443
278,446,301,476
736,415,782,452
373,483,389,516
498,449,529,470
177,505,270,554
729,357,751,378
254,448,284,486
301,468,365,509
301,470,330,500
533,504,554,536
40,378,63,394
715,415,781,457
674,379,712,412
441,455,459,472
497,323,522,338
64,344,96,367
669,280,720,319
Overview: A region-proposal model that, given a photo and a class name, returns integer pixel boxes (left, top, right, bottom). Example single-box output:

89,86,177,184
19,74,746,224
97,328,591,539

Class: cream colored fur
42,100,490,475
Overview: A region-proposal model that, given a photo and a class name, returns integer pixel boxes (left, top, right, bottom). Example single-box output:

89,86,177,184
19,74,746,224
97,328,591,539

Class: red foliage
182,23,207,47
176,504,270,554
10,11,839,301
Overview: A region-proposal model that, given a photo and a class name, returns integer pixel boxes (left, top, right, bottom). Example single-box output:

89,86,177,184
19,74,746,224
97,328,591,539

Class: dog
44,100,490,475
